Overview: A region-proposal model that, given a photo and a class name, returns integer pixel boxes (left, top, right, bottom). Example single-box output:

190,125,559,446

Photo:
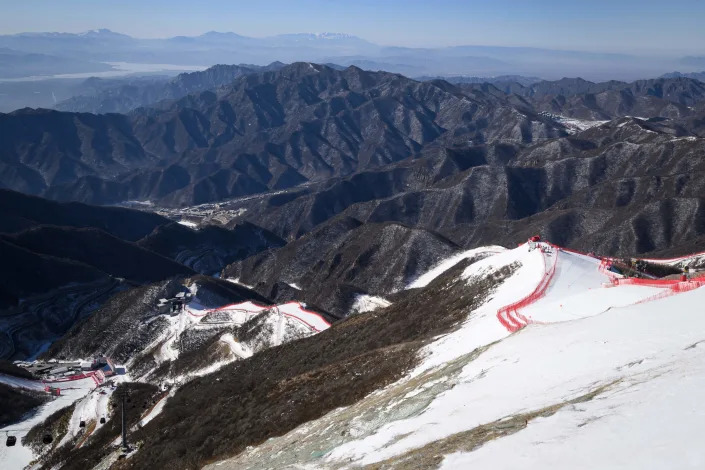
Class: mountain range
2,62,705,320
0,29,703,81
2,51,705,469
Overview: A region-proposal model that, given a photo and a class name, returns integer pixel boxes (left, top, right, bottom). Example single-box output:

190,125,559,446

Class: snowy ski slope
210,241,705,470
0,293,330,469
0,376,97,469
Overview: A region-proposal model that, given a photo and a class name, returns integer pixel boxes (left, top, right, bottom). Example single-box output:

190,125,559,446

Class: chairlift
6,435,17,446
100,417,106,424
43,434,53,445
79,420,86,428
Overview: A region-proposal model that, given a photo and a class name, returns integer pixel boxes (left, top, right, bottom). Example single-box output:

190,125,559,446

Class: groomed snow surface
0,375,97,469
0,291,331,469
138,296,330,383
210,242,705,470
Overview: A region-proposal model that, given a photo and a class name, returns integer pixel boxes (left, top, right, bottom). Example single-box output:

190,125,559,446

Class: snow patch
351,295,391,314
407,246,505,289
177,220,198,228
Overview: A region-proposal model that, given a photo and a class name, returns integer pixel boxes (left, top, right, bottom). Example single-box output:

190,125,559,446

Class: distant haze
0,1,704,84
1,0,704,55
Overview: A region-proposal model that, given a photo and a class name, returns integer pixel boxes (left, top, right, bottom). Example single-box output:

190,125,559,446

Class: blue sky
1,0,703,53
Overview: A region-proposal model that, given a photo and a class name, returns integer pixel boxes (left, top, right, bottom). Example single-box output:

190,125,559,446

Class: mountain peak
272,32,365,42
200,31,247,38
79,28,115,36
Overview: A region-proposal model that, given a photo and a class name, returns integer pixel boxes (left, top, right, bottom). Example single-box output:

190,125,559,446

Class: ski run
209,241,705,469
0,293,330,470
5,239,705,469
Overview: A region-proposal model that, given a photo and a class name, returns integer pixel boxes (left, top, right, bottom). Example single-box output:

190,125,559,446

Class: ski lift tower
116,388,131,451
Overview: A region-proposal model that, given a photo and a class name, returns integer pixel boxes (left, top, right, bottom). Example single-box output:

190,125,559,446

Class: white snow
320,245,705,467
0,376,96,469
139,388,174,427
0,373,46,392
539,112,608,134
440,350,705,469
225,278,255,289
177,220,198,228
406,246,505,289
208,242,705,470
134,296,329,384
276,302,330,332
219,333,252,360
558,117,610,133
641,251,705,269
350,294,391,314
60,379,122,448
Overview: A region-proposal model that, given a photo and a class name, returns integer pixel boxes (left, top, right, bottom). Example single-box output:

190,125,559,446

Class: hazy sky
1,0,703,54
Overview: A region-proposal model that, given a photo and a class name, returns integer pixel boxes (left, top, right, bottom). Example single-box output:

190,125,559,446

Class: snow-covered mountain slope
0,375,96,469
642,250,705,269
208,242,705,469
0,275,331,469
133,293,330,384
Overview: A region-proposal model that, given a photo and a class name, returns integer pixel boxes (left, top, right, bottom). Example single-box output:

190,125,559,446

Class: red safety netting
640,250,705,264
497,245,557,333
597,258,621,281
632,279,705,304
43,370,99,384
276,302,331,332
611,275,705,288
188,301,330,332
497,242,705,333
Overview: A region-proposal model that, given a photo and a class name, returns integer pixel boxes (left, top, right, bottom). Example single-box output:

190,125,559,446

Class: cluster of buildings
21,355,125,380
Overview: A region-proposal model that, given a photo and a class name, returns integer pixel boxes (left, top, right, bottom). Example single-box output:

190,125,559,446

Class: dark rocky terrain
662,71,705,82
217,114,705,315
3,65,705,324
101,257,510,470
137,221,284,274
0,190,281,359
0,63,564,205
465,76,705,120
415,74,543,87
224,219,460,316
3,65,705,209
42,275,270,365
